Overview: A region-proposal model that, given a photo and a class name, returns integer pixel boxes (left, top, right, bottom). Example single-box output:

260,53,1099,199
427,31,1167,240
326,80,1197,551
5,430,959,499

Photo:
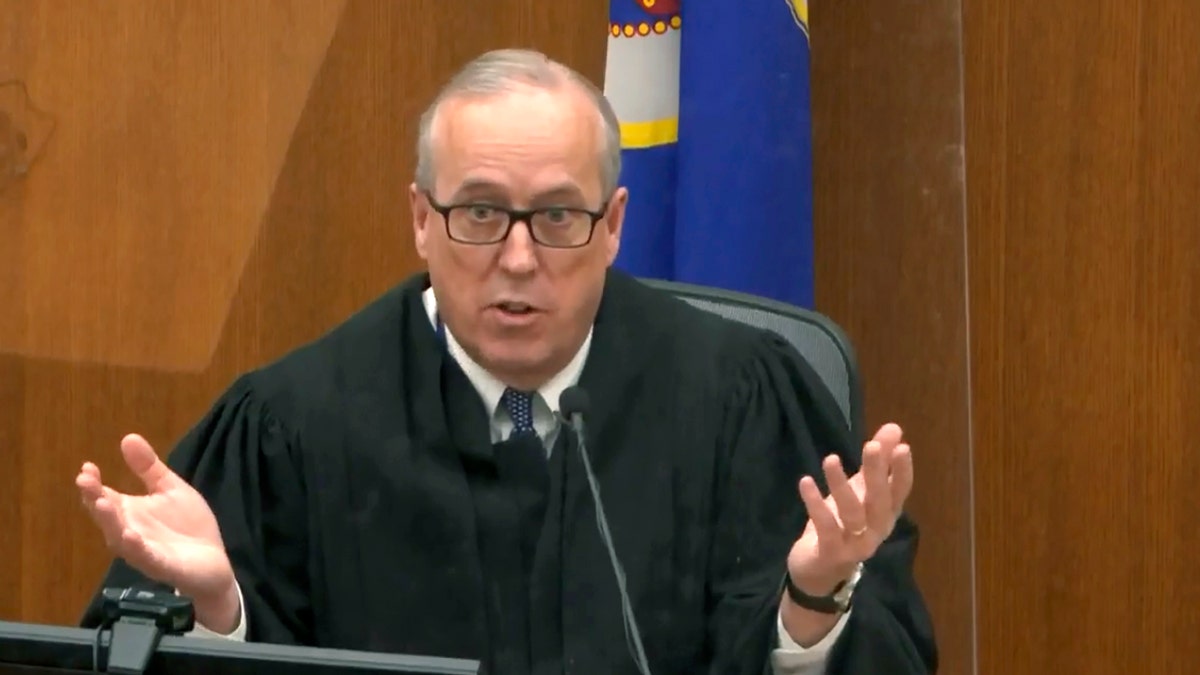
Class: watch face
834,564,864,604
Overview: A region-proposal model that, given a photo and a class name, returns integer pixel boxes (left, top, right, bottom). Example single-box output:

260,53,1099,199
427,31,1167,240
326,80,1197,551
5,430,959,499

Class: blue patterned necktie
500,387,538,439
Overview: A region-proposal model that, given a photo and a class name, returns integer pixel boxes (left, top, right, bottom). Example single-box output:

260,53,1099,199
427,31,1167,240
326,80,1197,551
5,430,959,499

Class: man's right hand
76,433,241,634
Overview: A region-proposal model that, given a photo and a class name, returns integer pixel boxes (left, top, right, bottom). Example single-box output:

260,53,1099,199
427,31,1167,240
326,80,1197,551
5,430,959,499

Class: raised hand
787,423,915,594
76,433,240,631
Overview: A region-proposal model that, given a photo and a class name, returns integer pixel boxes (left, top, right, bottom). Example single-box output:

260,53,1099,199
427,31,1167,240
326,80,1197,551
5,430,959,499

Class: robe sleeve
705,331,938,674
79,375,315,646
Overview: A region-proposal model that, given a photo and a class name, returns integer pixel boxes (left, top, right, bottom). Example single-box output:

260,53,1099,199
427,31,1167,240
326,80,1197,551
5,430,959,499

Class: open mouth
493,301,538,316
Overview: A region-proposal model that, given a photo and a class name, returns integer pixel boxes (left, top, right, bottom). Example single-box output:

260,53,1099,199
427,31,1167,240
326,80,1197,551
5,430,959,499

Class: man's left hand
780,423,914,645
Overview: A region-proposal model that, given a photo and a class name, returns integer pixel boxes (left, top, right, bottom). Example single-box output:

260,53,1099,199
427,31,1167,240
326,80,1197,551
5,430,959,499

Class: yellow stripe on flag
787,0,809,39
620,117,678,149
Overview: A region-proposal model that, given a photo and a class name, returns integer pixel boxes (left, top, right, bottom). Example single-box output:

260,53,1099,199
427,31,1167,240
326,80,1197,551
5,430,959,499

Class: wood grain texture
965,0,1200,672
1,0,607,625
809,2,976,673
1,0,348,371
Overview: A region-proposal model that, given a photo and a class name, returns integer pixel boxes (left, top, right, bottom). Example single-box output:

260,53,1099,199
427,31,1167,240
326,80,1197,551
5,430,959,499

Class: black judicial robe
81,270,937,675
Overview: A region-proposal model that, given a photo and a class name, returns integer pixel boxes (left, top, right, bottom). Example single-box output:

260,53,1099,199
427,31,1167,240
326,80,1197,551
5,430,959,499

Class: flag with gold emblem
604,0,814,307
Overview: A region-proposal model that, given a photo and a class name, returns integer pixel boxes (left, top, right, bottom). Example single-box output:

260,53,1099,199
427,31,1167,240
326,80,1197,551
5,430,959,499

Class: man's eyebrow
447,180,590,205
450,178,506,200
530,183,587,203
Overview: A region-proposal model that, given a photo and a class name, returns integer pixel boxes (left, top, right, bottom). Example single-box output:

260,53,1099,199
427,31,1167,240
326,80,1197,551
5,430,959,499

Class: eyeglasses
424,190,608,249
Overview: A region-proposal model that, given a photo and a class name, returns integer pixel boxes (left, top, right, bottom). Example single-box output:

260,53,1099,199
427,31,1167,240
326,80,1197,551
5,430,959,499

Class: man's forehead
435,88,593,141
430,90,603,198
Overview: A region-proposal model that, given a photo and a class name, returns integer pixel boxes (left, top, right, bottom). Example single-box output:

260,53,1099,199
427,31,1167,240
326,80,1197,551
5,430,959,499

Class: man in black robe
75,48,937,674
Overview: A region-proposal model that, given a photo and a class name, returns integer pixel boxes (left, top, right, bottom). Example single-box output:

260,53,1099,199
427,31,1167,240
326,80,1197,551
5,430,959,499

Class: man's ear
409,183,430,260
602,186,628,266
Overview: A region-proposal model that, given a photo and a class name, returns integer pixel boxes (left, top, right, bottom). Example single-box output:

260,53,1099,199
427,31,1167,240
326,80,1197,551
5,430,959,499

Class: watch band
784,563,862,615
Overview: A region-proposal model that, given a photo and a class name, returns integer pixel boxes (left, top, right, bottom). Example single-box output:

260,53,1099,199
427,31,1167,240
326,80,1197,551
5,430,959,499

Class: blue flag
603,0,814,308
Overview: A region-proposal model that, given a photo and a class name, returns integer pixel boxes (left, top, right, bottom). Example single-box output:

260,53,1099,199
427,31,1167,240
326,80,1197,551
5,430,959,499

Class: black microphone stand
559,386,653,675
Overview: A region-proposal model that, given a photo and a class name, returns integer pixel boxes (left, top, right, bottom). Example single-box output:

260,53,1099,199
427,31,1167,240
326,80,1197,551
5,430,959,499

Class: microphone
558,386,590,427
558,386,653,675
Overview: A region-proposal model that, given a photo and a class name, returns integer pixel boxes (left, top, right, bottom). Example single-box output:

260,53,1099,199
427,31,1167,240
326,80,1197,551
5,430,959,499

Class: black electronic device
0,600,481,675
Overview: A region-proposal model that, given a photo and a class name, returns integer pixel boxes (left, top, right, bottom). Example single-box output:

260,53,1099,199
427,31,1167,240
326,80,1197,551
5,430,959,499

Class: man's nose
497,219,538,274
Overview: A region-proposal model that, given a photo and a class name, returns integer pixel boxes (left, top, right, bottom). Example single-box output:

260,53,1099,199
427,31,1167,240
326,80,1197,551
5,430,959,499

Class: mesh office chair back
640,278,864,440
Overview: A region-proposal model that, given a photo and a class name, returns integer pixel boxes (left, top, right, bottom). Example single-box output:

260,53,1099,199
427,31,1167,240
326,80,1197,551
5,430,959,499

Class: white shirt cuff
770,607,851,673
183,581,248,641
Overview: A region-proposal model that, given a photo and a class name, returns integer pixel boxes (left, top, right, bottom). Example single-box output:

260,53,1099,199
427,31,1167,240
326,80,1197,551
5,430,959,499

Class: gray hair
414,49,623,198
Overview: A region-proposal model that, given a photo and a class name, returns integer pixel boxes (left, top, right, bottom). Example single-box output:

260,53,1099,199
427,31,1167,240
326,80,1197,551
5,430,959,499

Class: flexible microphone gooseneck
558,386,653,675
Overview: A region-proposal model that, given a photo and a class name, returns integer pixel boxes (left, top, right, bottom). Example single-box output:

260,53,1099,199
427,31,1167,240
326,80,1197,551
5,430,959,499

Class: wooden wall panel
809,2,976,674
0,356,21,621
814,0,1200,671
965,0,1200,672
2,0,348,371
0,0,607,626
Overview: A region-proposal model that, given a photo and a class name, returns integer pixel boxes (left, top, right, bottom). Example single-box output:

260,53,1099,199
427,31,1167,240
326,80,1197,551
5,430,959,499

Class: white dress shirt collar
421,286,592,441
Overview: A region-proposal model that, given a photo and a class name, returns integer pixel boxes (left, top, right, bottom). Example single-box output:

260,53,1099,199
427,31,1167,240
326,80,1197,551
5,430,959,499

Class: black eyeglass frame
423,190,609,249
